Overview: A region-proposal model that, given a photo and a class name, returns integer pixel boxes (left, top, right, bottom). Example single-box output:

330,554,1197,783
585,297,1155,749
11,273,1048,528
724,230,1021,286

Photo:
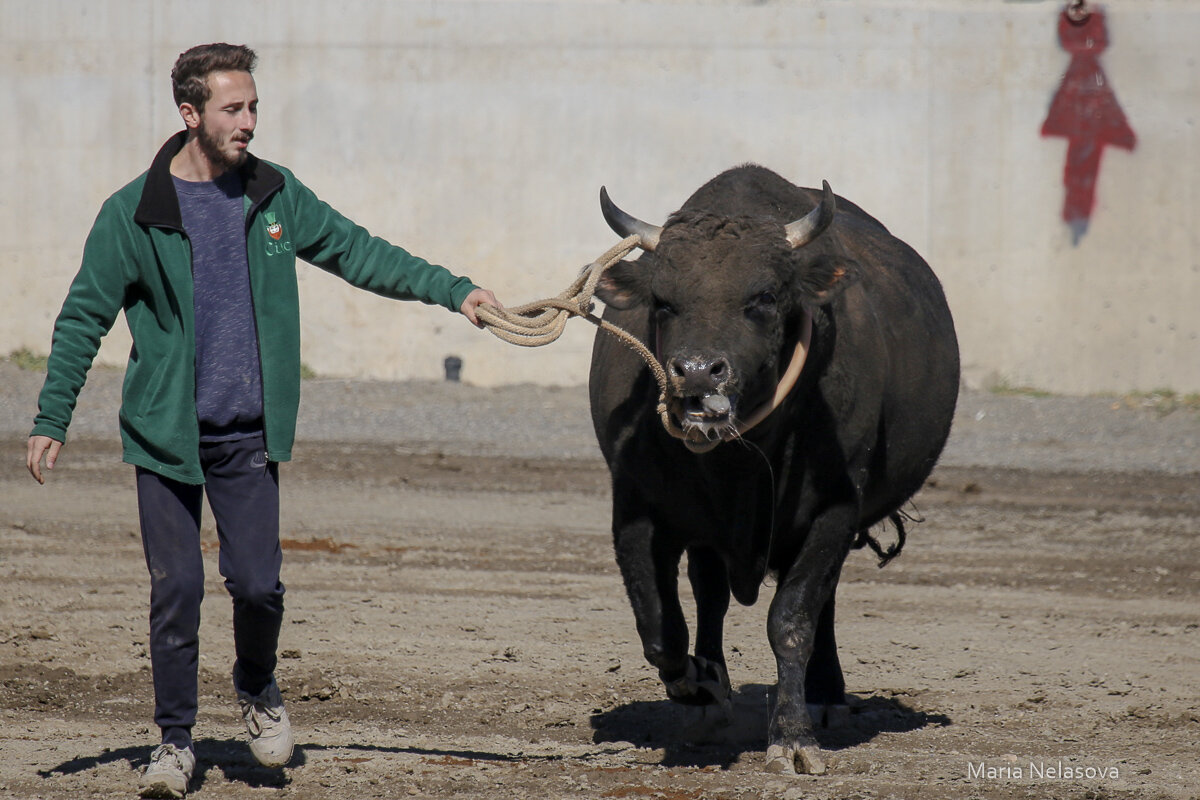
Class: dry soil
1,366,1197,800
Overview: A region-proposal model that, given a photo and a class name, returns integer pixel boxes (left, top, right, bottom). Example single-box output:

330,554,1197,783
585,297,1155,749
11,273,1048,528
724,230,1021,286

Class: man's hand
27,435,63,485
459,288,502,329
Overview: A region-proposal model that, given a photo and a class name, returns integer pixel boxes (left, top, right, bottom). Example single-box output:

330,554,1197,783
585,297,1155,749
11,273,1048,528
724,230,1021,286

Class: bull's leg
688,545,729,667
683,546,732,711
805,583,851,729
612,512,691,689
765,505,857,775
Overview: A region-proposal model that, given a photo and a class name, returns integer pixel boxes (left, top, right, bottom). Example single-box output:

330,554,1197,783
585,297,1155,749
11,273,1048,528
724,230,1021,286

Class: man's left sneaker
139,743,195,798
235,673,294,767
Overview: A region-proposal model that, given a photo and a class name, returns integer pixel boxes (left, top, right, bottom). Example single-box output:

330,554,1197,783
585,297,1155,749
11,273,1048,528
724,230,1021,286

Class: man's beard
197,121,250,172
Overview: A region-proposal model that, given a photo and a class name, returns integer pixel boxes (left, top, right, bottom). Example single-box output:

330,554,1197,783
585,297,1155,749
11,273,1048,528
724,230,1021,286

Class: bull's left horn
600,187,662,252
784,180,837,249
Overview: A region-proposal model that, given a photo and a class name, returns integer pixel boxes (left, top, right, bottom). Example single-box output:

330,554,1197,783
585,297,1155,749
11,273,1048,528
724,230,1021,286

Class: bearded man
26,42,500,798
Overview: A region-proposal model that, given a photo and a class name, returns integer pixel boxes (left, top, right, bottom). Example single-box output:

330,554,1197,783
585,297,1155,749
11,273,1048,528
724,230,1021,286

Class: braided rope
474,237,809,451
474,235,682,438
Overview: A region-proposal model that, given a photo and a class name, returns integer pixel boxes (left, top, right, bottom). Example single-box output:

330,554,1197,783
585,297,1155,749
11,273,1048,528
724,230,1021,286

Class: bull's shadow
590,684,951,769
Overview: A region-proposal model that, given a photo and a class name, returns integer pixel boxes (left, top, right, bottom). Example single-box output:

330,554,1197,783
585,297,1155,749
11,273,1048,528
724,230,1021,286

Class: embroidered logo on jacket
262,211,293,256
265,212,284,240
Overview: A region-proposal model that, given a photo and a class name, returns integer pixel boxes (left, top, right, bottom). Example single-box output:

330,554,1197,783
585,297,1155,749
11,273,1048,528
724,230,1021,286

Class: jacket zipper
244,199,270,461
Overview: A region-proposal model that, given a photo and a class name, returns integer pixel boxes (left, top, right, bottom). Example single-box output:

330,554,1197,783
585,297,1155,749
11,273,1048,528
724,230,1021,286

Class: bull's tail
853,505,922,568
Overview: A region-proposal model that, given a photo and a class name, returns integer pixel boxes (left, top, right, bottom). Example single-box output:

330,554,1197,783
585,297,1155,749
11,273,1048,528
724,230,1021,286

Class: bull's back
832,223,959,524
680,165,890,235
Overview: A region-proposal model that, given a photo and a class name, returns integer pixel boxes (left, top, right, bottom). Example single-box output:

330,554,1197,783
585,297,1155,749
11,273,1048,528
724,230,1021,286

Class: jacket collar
134,130,286,230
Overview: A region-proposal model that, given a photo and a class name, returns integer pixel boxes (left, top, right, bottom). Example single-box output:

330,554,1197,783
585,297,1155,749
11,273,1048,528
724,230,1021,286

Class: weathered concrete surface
2,1,1197,392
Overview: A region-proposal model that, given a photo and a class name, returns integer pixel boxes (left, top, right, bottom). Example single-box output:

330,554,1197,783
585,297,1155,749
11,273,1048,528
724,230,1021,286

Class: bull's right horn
784,180,837,249
600,187,662,252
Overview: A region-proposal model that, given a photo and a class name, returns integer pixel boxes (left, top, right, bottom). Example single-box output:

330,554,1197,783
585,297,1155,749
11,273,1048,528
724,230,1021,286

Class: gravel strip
3,361,1197,474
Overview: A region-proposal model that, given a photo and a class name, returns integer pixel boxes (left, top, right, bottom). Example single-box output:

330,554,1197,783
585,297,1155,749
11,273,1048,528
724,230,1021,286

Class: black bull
587,165,960,774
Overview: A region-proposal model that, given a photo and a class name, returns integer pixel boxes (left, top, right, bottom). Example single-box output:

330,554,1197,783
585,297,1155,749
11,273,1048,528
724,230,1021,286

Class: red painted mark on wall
1041,6,1136,245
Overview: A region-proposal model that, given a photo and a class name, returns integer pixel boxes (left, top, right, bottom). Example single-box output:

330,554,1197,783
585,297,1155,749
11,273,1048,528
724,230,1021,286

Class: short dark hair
171,43,257,111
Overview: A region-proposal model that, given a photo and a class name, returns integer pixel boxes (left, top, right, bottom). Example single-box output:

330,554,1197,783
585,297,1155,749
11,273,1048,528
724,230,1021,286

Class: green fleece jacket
32,132,478,483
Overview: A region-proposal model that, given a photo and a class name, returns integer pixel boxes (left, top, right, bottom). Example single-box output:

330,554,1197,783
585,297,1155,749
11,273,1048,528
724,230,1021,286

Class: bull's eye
745,291,778,321
653,297,676,319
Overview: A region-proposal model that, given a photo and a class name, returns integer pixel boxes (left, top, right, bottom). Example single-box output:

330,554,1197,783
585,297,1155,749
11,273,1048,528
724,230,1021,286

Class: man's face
194,70,258,172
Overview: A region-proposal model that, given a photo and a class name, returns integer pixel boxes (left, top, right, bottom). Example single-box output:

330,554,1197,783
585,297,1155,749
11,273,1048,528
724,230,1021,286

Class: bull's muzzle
665,354,737,435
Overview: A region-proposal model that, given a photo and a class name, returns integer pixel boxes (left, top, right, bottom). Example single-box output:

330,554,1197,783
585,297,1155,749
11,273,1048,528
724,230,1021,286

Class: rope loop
474,235,671,389
474,235,807,451
475,235,689,439
475,235,637,347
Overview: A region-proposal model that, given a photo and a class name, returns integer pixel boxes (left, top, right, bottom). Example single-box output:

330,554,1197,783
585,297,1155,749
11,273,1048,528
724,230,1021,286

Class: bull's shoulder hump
831,198,891,235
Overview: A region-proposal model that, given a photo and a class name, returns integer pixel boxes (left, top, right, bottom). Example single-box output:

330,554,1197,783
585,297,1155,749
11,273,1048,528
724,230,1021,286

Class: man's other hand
27,435,63,485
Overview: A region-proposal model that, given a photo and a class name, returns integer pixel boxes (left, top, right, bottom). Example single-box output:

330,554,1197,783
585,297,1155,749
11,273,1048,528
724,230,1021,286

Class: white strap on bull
474,236,810,451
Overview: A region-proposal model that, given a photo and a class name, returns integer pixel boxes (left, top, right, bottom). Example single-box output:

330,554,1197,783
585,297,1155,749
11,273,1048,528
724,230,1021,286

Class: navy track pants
135,434,284,750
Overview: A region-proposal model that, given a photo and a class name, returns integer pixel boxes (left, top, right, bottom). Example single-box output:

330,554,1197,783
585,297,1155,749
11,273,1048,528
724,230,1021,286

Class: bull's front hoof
765,744,826,775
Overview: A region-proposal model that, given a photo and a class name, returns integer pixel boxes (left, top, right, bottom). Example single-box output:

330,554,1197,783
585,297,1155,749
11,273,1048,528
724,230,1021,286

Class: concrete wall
2,0,1197,394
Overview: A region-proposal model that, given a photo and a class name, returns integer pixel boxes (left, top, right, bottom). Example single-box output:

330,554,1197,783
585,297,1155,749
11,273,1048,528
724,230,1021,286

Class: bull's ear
594,259,651,310
797,256,860,308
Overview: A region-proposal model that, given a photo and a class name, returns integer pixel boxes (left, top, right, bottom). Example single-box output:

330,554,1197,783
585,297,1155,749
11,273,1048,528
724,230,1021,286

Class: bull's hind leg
681,546,732,713
805,587,851,729
765,505,858,775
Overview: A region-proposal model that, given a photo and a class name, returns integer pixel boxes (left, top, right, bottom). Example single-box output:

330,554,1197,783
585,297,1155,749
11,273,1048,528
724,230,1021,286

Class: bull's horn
600,187,662,252
784,180,837,249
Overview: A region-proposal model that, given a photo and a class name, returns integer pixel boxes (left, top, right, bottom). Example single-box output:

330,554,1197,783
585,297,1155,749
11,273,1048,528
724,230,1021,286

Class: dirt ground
2,405,1198,798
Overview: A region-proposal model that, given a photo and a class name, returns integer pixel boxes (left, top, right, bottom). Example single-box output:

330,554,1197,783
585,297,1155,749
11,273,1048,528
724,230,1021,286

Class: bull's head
595,181,858,450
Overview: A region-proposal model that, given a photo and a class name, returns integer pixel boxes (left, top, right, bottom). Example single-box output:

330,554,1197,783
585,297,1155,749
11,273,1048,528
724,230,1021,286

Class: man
25,43,500,799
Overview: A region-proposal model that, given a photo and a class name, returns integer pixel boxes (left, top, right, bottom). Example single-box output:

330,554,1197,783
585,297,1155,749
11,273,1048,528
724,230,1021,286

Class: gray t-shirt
173,172,264,439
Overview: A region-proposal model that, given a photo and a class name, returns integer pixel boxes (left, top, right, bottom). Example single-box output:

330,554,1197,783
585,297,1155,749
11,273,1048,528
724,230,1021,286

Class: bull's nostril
669,356,729,388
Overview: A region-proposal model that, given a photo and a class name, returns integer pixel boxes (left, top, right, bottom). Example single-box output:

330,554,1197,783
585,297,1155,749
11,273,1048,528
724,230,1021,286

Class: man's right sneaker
139,743,195,799
235,674,295,768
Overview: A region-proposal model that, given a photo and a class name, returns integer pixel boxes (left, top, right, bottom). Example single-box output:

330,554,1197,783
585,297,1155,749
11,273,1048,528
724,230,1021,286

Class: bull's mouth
671,392,740,451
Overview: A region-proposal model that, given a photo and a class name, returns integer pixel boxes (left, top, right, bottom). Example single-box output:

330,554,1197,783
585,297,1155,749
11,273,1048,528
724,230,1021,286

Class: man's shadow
40,737,304,791
40,737,567,791
590,684,951,769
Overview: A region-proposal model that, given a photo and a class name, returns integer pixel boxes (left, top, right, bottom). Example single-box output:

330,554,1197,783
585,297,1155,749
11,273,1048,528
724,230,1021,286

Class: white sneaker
235,674,295,767
139,744,195,799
